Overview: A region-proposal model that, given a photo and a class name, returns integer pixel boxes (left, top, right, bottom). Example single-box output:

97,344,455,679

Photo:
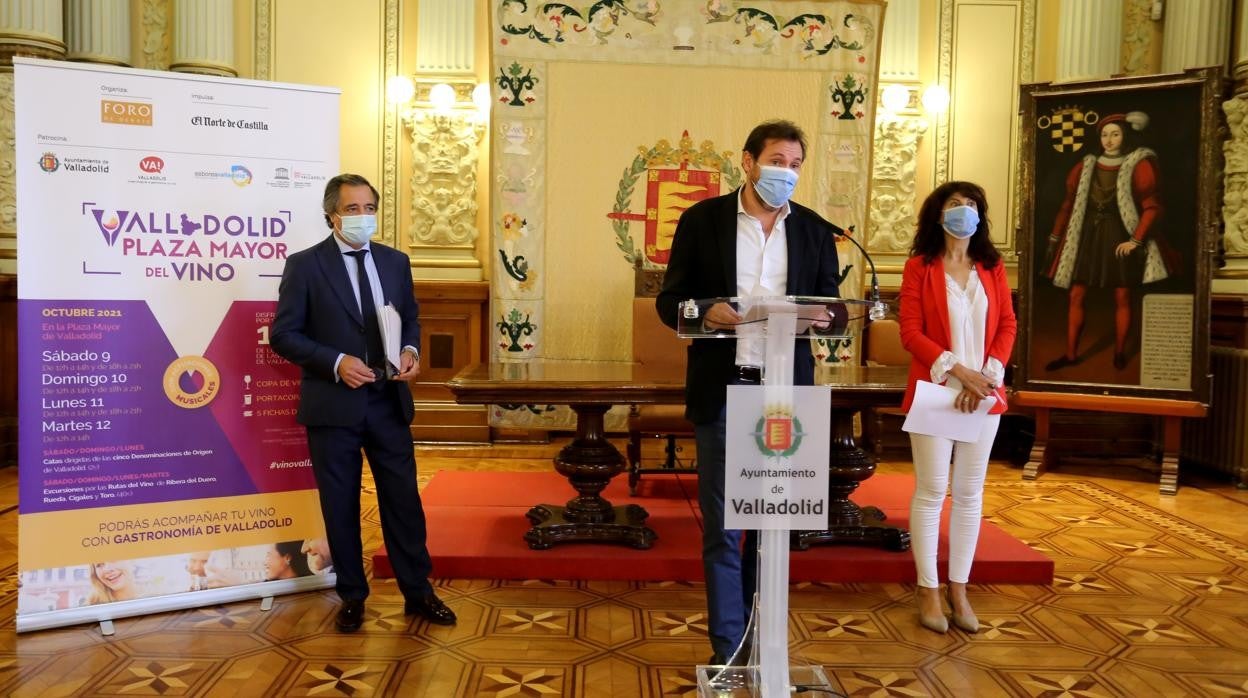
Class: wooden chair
859,318,912,456
626,263,694,495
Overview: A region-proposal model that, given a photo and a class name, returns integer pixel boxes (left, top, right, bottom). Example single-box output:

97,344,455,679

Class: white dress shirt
735,189,789,367
334,235,386,315
331,236,416,378
931,267,1004,388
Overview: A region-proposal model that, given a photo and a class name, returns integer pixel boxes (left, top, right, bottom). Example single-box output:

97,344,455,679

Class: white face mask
337,214,377,246
752,165,799,209
941,205,979,239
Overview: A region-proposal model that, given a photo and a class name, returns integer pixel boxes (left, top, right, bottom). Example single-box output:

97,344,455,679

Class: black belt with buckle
736,365,762,385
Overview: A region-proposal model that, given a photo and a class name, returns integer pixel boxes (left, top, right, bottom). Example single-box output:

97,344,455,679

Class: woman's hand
953,387,983,413
953,362,993,402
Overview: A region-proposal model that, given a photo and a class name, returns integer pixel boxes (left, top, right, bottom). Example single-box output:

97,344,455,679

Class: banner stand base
260,596,274,611
18,575,335,633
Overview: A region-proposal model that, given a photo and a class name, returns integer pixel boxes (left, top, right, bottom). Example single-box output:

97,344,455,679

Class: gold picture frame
1014,67,1223,404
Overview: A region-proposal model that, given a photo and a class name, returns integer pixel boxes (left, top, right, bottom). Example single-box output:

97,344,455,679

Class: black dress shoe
708,653,726,666
1113,352,1127,370
405,592,457,625
335,599,365,633
1045,355,1079,371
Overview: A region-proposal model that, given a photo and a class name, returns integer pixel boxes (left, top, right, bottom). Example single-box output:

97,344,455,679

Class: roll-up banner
14,58,340,632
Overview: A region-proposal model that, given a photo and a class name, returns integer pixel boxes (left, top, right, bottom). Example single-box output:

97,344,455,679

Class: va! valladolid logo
752,405,804,458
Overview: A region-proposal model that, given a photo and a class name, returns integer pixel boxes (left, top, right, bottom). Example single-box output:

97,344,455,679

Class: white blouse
931,267,1005,389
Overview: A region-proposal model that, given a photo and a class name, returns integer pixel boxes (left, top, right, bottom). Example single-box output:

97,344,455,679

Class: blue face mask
751,165,799,209
337,214,377,246
942,205,979,239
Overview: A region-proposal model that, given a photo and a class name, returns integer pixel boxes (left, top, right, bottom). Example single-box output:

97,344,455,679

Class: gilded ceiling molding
1121,0,1153,76
382,0,400,249
253,0,271,81
141,0,171,70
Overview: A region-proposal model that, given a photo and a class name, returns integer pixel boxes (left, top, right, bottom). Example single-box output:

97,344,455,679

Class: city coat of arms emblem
607,131,742,267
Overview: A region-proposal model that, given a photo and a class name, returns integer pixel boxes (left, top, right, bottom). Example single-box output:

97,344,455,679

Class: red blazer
898,255,1016,415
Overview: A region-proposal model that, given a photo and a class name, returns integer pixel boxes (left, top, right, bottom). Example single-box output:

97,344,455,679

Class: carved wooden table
449,362,910,552
793,365,912,552
448,361,684,550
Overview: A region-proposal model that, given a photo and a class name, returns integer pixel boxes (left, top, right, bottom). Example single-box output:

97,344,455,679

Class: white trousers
908,414,1000,589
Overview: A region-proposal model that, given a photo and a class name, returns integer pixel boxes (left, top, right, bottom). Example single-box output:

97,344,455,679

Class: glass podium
676,295,884,341
678,295,882,697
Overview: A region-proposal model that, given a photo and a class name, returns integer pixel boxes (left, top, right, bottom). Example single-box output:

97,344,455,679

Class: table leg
791,406,910,552
1023,407,1050,481
524,404,657,550
1158,415,1180,496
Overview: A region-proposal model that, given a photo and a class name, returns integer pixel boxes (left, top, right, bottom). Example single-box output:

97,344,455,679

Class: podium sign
725,385,830,530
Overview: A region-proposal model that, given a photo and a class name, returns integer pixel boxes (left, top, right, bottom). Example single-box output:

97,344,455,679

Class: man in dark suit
656,121,841,663
272,173,455,631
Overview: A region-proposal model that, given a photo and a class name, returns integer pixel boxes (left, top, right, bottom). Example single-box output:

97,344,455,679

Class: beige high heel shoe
916,587,948,634
945,586,979,633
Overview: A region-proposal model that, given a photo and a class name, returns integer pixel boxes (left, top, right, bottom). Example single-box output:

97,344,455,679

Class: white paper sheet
901,380,997,443
738,297,816,334
378,303,403,377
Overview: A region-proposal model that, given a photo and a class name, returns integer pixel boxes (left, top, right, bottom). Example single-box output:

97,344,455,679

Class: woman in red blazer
898,181,1017,635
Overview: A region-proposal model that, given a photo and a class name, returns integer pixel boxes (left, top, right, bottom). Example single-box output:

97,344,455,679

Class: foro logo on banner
101,99,153,126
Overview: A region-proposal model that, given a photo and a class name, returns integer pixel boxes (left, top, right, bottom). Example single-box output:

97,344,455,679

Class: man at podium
656,120,843,663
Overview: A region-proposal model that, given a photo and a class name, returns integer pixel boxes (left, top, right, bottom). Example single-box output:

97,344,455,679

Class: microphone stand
832,225,887,321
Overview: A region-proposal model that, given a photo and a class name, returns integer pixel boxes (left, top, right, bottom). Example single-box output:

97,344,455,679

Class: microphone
830,224,887,321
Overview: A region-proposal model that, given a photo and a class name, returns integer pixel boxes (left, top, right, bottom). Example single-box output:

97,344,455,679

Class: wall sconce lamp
881,84,911,114
428,82,456,112
920,84,950,114
386,75,491,121
386,74,416,105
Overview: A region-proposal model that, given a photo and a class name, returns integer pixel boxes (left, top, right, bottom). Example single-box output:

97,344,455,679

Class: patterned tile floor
2,439,1246,697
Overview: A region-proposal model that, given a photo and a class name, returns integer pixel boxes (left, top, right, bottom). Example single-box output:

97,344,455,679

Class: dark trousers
305,381,433,603
694,402,759,659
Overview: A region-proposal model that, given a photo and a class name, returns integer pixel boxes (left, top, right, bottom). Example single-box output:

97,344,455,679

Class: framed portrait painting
1015,67,1223,404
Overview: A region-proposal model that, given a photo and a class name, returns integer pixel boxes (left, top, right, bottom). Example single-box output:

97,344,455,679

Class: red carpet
374,471,1053,584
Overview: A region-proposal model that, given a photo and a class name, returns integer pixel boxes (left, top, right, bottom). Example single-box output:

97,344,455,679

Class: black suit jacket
656,190,841,424
271,235,421,427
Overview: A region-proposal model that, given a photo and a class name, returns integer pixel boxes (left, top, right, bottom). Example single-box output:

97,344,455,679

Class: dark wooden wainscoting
411,280,490,442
